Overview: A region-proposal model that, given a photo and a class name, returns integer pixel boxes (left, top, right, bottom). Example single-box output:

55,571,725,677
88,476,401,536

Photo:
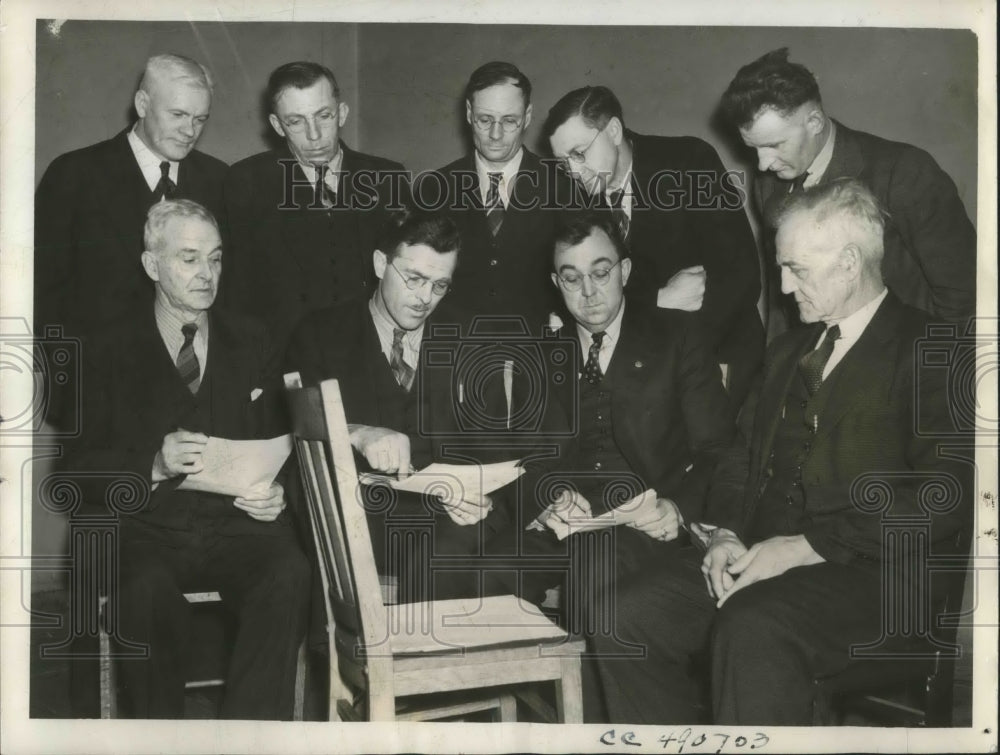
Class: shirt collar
153,299,209,351
474,147,524,201
803,120,837,187
576,299,626,354
369,292,424,354
819,285,887,347
297,147,345,189
128,124,178,191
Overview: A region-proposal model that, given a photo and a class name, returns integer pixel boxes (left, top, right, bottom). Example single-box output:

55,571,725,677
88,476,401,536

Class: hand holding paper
234,481,287,522
177,435,292,498
528,488,660,540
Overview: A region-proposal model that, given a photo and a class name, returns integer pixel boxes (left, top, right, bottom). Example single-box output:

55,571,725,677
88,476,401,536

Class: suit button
593,462,602,471
597,445,604,452
490,258,498,266
800,401,808,408
596,414,603,420
785,495,794,504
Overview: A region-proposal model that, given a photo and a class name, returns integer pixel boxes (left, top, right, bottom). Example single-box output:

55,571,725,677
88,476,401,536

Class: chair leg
556,656,584,723
498,693,518,722
98,624,115,719
293,640,307,721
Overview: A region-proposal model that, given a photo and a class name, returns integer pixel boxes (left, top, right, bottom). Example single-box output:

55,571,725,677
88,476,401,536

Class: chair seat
386,595,568,655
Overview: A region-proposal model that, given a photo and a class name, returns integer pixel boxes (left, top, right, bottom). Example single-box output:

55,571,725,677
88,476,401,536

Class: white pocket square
250,388,263,402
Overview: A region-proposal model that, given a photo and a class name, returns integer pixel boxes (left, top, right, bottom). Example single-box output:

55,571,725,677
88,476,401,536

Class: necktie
798,324,840,395
789,171,810,194
390,328,415,391
583,331,606,385
485,172,505,237
176,323,201,394
607,187,630,240
313,164,337,208
155,161,176,201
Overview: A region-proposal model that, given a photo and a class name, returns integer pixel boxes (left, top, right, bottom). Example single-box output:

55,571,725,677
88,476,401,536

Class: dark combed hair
543,85,624,141
720,48,821,129
464,61,532,105
379,208,462,259
552,211,629,264
265,61,340,114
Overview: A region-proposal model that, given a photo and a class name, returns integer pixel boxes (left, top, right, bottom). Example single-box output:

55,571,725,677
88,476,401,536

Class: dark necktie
176,323,201,394
789,171,810,194
583,331,606,385
607,187,630,239
390,328,415,391
313,163,337,208
155,161,176,201
798,324,840,395
485,172,505,237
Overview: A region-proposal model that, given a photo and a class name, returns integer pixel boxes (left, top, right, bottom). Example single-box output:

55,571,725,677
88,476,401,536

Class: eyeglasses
279,109,338,134
471,114,524,133
554,126,605,173
388,260,451,296
555,259,622,292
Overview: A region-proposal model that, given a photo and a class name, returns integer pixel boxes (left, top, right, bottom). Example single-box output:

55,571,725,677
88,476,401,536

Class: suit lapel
817,120,865,185
605,306,653,466
98,130,153,247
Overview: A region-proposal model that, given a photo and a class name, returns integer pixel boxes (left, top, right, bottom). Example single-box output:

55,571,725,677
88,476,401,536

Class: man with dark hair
588,179,971,725
286,210,521,602
68,199,310,720
493,211,735,721
720,48,976,333
35,53,228,429
416,61,576,332
224,61,406,348
546,85,763,406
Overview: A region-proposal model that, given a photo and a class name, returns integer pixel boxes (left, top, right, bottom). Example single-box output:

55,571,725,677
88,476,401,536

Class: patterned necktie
390,328,415,391
583,331,606,385
485,172,505,237
607,187,630,239
176,323,201,394
798,324,840,395
313,163,336,208
155,161,176,201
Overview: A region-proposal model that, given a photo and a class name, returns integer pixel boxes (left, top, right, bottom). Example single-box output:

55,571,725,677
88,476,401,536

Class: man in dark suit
720,48,976,336
589,179,971,725
416,61,576,332
225,61,407,349
545,86,763,406
35,53,227,429
68,200,309,719
286,210,536,603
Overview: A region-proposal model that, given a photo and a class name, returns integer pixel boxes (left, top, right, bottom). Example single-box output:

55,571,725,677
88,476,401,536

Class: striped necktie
607,187,629,240
176,323,201,394
155,161,176,201
798,324,840,395
390,328,415,391
313,163,337,208
485,172,505,237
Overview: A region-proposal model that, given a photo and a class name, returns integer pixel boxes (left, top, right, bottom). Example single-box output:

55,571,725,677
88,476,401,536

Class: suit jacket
34,130,227,428
756,121,977,328
421,149,575,332
223,143,406,347
707,291,971,565
547,304,736,525
623,131,764,383
67,306,290,536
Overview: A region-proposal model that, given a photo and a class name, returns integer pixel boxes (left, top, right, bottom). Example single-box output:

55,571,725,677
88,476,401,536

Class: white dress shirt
154,300,209,383
816,287,888,380
802,120,837,189
474,147,523,208
369,294,422,373
297,147,345,197
605,160,635,220
128,126,178,191
576,301,627,375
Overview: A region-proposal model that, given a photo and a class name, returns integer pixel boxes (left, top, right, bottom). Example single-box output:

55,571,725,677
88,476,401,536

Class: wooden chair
287,378,585,722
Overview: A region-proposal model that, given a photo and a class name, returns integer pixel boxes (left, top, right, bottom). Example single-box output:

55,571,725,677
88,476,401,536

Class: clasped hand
657,265,706,311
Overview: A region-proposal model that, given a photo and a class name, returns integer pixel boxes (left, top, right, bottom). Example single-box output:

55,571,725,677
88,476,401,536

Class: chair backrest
287,379,389,660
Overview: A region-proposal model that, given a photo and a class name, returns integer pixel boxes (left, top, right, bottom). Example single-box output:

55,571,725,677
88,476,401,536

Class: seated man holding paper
287,208,534,603
499,212,736,719
67,199,309,720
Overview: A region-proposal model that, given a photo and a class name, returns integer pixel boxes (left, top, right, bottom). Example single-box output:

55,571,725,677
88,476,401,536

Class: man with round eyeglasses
417,61,578,333
545,85,763,408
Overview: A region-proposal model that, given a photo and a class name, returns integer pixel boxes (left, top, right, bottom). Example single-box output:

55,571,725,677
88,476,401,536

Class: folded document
359,459,524,503
178,435,293,498
527,488,659,540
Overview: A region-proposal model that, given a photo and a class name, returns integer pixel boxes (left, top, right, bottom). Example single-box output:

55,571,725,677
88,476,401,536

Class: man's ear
134,89,149,119
523,103,533,131
268,113,285,139
620,257,633,287
337,101,350,127
140,251,160,282
607,116,624,146
465,100,473,127
804,104,826,136
373,249,387,280
839,244,862,278
550,271,560,289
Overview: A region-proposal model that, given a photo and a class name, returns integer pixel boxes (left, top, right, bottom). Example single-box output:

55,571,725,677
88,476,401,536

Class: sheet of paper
178,435,292,498
359,459,524,503
528,488,659,540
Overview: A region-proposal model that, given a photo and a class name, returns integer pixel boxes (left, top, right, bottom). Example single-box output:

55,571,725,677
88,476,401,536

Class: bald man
36,53,228,430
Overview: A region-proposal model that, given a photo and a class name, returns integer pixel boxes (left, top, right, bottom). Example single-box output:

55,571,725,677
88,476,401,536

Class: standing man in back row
224,61,407,348
546,86,764,406
720,48,977,335
418,61,577,333
35,53,227,430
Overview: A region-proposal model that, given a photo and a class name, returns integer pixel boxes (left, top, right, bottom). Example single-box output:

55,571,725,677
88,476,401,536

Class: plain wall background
36,21,977,220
